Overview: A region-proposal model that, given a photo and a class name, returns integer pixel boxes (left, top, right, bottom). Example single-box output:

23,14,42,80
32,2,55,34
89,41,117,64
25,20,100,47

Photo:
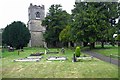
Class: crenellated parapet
29,3,45,10
28,3,45,20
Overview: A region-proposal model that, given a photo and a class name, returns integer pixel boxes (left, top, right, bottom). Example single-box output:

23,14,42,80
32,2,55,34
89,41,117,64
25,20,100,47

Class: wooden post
18,50,20,55
110,54,112,63
73,53,76,62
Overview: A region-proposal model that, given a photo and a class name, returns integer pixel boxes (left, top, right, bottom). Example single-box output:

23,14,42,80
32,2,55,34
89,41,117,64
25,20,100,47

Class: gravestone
61,47,65,54
8,46,14,52
45,46,49,53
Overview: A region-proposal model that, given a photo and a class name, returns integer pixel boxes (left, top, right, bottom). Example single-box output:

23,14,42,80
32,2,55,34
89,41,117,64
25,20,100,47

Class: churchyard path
82,50,120,67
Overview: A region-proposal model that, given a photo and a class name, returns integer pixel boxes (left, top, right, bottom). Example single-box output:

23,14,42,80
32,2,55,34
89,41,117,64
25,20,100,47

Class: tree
42,4,70,47
71,2,100,49
59,25,72,47
97,2,119,47
116,18,120,45
2,21,30,49
71,2,119,49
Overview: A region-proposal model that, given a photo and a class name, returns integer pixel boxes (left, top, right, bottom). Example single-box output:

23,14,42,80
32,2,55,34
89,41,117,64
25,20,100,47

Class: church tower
28,3,45,47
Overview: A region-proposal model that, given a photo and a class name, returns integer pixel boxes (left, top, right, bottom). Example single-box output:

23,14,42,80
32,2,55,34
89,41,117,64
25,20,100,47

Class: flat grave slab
77,56,93,60
47,51,59,54
14,58,40,62
30,52,44,56
26,56,43,59
47,56,67,61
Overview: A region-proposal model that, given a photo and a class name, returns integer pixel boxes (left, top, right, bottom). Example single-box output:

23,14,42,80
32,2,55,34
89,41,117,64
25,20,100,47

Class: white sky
0,0,75,29
1,0,120,29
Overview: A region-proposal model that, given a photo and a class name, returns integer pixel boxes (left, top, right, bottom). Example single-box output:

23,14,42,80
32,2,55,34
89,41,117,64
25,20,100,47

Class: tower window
36,12,40,18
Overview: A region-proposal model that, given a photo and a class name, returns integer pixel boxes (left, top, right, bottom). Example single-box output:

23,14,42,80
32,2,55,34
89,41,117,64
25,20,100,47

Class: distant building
28,3,45,47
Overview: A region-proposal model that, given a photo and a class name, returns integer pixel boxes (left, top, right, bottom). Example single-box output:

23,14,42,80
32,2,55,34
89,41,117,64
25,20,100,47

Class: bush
2,21,31,49
75,46,81,57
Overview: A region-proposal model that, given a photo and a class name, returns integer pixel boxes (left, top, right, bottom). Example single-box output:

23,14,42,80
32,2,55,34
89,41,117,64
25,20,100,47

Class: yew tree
2,21,30,49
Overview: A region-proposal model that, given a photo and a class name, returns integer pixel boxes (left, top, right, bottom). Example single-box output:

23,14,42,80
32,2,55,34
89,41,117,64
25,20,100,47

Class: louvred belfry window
36,12,40,18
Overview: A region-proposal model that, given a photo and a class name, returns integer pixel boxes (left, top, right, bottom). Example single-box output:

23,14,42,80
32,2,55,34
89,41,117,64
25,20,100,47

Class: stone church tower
28,3,45,47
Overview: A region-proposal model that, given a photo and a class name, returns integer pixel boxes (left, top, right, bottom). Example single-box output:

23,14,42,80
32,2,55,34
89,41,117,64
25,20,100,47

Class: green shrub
2,21,30,49
75,46,81,57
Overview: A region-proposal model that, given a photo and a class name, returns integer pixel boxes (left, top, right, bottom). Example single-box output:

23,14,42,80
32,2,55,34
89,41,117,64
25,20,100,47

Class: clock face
35,12,40,19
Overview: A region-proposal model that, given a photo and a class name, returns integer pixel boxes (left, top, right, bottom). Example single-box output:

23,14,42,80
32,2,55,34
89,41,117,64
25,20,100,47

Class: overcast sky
1,0,120,29
0,0,75,29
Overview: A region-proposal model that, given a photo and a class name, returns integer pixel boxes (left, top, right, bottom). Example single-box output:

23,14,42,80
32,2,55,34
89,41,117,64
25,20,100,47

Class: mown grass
1,47,118,78
91,45,119,59
0,51,2,80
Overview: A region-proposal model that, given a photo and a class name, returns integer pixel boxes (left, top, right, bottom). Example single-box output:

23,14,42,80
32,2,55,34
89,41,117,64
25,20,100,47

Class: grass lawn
0,62,1,80
1,47,118,78
91,45,119,59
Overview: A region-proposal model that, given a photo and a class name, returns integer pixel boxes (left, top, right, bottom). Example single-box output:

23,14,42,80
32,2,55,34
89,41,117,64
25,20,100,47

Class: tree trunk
70,41,74,47
53,41,57,47
90,42,95,49
68,42,71,48
118,41,120,46
74,43,76,47
101,41,104,48
118,41,120,57
83,42,88,47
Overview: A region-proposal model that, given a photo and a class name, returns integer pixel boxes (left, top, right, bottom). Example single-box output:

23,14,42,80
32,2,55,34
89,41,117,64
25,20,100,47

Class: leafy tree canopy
42,4,70,47
71,2,119,48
